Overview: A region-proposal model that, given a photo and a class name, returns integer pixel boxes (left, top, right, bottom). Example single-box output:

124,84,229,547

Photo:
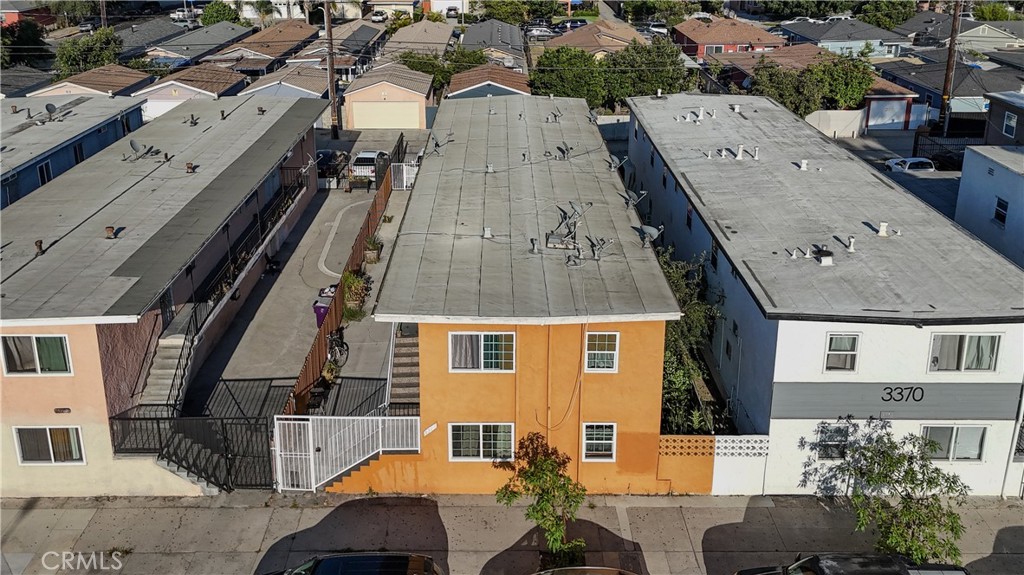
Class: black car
735,553,970,575
557,18,589,32
930,150,965,171
269,553,445,575
522,17,553,29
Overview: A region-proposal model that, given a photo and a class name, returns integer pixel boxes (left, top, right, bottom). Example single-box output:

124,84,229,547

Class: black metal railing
110,405,272,490
165,301,214,408
344,379,389,417
1015,423,1024,461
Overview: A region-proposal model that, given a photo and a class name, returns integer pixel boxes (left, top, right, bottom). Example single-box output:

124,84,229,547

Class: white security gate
273,416,420,491
391,162,419,190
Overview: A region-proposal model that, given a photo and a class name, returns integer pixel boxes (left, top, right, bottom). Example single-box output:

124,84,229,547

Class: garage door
867,99,907,130
351,101,420,129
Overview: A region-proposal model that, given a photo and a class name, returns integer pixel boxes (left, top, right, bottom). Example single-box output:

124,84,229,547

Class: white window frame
585,332,619,373
13,426,86,466
994,197,1008,227
37,161,52,186
1004,112,1017,138
705,45,724,54
448,332,515,373
928,333,1001,373
823,333,860,373
582,422,617,462
921,425,987,462
447,422,514,462
1,334,73,376
817,423,849,460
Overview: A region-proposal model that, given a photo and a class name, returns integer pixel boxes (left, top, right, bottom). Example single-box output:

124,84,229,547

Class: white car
370,10,388,23
824,15,853,23
884,158,936,172
781,16,823,25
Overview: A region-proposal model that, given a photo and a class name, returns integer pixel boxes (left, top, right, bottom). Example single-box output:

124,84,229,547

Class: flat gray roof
628,93,1024,324
967,146,1024,176
1,96,145,177
375,95,681,324
1,97,328,322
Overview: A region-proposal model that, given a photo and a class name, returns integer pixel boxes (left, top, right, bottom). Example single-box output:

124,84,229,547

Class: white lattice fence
712,435,770,495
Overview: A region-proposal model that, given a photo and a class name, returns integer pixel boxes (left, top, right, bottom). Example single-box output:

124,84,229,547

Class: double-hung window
585,332,619,372
2,335,71,375
994,197,1008,226
923,426,985,461
449,423,513,461
14,427,84,464
37,161,52,186
929,334,1000,372
449,332,514,372
817,424,849,460
825,334,858,372
1003,112,1017,138
583,423,616,461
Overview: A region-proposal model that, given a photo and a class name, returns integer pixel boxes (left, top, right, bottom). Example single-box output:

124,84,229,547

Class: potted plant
364,234,383,264
342,270,367,310
321,359,339,381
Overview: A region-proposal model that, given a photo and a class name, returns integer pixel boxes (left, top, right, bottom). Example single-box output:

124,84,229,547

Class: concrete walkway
1,494,1020,575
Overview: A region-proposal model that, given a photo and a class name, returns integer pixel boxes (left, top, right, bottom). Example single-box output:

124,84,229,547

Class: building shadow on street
480,522,647,575
253,497,448,575
966,526,1024,575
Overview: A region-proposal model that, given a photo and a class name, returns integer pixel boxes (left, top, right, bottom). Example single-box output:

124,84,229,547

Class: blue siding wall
448,85,527,99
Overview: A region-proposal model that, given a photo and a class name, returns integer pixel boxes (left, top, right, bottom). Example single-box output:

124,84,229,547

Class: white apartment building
955,146,1024,269
626,94,1024,498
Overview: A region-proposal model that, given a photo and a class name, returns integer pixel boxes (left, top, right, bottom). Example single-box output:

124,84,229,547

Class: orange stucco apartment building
322,95,697,495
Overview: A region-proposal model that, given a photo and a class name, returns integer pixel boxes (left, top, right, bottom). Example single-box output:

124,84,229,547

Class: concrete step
156,457,220,496
394,336,419,346
391,375,419,386
149,368,177,378
390,388,419,401
391,364,419,375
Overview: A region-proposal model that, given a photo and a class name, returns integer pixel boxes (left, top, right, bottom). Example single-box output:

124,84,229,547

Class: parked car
316,150,343,178
269,553,446,575
824,15,853,22
174,18,200,29
531,569,640,575
350,150,388,181
526,27,562,41
78,18,99,32
884,157,936,173
445,6,459,18
930,150,965,171
781,16,823,24
734,553,970,575
522,17,553,29
645,21,669,35
170,7,201,21
370,10,388,23
556,18,589,32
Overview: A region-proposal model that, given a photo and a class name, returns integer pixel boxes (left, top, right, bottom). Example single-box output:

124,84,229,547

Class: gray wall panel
771,382,1022,420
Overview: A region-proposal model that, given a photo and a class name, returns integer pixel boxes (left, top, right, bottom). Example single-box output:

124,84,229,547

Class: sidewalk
1,494,1020,575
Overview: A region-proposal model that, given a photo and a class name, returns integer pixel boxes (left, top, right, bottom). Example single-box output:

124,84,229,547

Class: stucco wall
955,147,1024,267
328,320,670,494
97,309,163,417
1,323,200,497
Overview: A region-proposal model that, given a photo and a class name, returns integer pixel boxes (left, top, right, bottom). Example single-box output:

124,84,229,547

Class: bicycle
327,329,349,368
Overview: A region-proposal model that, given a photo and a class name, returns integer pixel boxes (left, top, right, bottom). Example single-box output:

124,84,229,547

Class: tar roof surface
1,95,144,176
628,93,1024,324
375,95,681,324
987,89,1024,108
0,97,327,321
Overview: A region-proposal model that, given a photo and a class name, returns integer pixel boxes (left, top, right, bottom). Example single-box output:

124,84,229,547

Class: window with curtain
450,423,512,461
450,333,514,371
825,334,858,371
924,426,985,461
16,427,83,464
586,332,618,371
930,334,999,372
583,423,616,461
2,336,70,374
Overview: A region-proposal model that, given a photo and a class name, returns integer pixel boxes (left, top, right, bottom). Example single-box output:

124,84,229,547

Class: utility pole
99,0,107,28
324,0,339,139
940,0,962,137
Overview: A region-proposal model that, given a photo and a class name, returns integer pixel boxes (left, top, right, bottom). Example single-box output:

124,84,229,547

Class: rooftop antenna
625,189,648,210
429,129,455,156
640,224,664,248
552,106,563,123
588,108,599,124
608,154,628,171
557,140,575,160
590,237,615,260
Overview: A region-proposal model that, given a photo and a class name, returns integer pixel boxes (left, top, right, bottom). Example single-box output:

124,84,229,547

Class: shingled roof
208,19,318,61
780,19,905,42
546,19,647,55
136,63,247,96
674,18,784,46
448,63,530,96
241,64,329,96
35,64,153,96
345,62,432,96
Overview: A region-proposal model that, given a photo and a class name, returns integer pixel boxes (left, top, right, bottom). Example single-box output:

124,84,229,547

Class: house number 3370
881,386,924,402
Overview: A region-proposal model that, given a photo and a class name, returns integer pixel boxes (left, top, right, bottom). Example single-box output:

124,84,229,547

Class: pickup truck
350,150,388,181
170,7,202,21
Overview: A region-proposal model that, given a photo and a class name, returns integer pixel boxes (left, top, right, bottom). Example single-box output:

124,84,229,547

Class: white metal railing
273,415,419,491
391,162,418,190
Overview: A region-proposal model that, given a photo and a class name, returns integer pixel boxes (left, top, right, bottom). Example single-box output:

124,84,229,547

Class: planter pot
364,248,380,264
345,298,362,310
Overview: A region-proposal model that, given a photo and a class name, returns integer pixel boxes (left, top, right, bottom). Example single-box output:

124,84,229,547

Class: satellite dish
608,154,628,171
129,139,142,153
44,103,57,118
588,109,599,124
640,224,664,248
626,189,648,210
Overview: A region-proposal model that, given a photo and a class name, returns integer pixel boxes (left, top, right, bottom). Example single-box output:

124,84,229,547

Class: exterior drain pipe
1001,384,1024,499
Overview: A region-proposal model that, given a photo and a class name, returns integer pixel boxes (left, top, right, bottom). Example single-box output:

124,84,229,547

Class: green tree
804,54,875,110
854,0,916,30
124,57,171,78
604,38,694,109
622,0,699,26
247,0,280,28
477,0,530,24
531,46,605,108
762,1,858,18
47,0,100,25
400,46,487,97
54,26,122,79
750,58,825,117
386,11,414,34
200,1,243,25
801,417,969,565
973,1,1016,21
496,432,587,568
526,0,562,19
1,19,46,68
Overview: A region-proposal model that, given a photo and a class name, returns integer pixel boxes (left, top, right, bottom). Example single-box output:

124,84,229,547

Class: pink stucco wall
96,309,162,417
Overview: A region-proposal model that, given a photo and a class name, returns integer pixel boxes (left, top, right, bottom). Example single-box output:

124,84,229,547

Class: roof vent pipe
720,148,727,158
847,236,856,253
804,246,813,259
818,248,834,266
483,227,493,239
737,144,744,160
710,109,716,118
486,163,494,173
34,240,44,256
657,88,662,97
733,104,740,113
10,105,16,114
698,106,705,120
878,221,889,237
753,146,759,160
549,93,554,99
105,226,116,239
185,162,195,173
220,110,226,120
530,238,539,254
107,90,113,98
800,160,808,171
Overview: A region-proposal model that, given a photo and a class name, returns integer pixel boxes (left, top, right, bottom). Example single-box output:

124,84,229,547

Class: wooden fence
286,168,394,415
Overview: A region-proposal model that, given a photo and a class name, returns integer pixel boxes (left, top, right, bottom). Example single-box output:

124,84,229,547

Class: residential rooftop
673,18,784,46
241,63,328,95
115,17,189,59
0,97,328,322
968,146,1024,176
207,19,318,61
375,95,681,324
0,65,52,97
380,20,454,63
153,21,254,63
135,63,247,96
780,19,905,42
448,63,530,96
985,49,1024,71
876,61,1024,97
627,93,1024,324
345,63,432,96
986,89,1024,108
34,64,153,96
461,19,525,60
547,19,648,55
1,95,145,178
291,20,385,63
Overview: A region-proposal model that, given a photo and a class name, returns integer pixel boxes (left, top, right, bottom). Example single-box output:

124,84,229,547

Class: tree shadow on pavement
966,526,1024,575
480,523,647,575
253,497,448,575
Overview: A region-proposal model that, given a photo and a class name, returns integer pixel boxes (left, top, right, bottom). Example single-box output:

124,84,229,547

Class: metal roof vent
800,159,808,171
737,144,744,160
483,227,493,239
34,240,44,256
753,146,759,160
105,226,117,239
847,236,856,253
486,164,494,173
814,246,834,266
878,221,889,237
